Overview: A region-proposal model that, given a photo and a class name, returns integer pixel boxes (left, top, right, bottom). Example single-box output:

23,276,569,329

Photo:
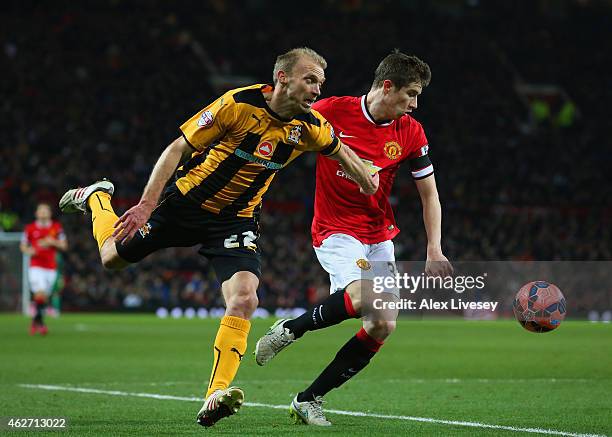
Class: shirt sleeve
54,223,66,241
319,121,341,156
301,111,341,156
311,97,336,119
180,93,236,151
406,120,434,180
21,227,29,245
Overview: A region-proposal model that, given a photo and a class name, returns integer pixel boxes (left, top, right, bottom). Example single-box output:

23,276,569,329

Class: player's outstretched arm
415,175,453,277
19,241,36,256
113,136,193,244
55,237,68,251
328,142,379,195
40,236,68,251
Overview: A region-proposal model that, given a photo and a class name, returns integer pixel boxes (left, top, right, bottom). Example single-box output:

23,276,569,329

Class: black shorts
115,188,261,283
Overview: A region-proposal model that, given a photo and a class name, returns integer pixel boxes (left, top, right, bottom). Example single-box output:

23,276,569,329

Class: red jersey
311,95,433,246
22,221,65,269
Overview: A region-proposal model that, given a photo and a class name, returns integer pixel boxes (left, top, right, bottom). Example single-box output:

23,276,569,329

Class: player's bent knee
227,284,259,311
33,292,48,304
223,271,260,318
227,292,259,314
101,253,130,270
225,293,259,319
385,320,397,336
346,280,369,312
364,319,396,340
100,239,130,270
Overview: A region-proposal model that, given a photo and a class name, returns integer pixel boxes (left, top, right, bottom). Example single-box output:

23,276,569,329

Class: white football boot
254,318,295,366
59,179,115,214
289,395,331,426
196,386,244,427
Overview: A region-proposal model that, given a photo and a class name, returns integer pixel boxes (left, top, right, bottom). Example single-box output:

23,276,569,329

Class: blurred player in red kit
256,51,453,425
20,203,67,335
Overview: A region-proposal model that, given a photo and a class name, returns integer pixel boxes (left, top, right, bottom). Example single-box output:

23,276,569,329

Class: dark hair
372,50,431,89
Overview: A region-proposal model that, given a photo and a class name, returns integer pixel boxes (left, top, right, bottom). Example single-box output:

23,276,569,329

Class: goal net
0,232,29,314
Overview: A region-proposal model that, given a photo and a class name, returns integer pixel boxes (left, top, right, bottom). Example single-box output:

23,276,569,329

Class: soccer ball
513,281,567,332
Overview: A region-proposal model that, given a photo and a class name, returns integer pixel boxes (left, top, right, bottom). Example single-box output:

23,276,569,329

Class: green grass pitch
1,315,610,436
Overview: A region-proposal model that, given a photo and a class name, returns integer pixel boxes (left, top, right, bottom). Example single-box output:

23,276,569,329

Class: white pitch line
19,384,606,437
382,378,594,384
59,378,597,388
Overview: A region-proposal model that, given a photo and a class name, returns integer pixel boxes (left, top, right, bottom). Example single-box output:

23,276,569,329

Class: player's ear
277,70,288,86
382,79,394,94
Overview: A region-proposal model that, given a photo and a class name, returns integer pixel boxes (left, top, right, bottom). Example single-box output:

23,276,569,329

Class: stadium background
1,0,610,315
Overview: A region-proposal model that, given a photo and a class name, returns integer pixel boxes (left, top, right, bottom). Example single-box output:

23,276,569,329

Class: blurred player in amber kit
255,51,453,425
20,203,67,335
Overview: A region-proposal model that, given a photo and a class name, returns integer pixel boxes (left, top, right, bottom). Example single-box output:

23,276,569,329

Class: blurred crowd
1,0,610,312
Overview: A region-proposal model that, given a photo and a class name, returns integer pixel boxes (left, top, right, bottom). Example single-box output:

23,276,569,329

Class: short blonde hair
273,47,327,85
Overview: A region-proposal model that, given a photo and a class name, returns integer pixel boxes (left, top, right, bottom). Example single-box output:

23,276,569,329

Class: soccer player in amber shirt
59,47,378,427
20,203,67,335
255,52,453,425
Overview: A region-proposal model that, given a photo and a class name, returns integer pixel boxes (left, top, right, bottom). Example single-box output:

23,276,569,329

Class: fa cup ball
513,281,566,332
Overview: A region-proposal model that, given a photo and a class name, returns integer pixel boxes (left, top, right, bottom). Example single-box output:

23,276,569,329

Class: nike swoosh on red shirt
338,131,357,138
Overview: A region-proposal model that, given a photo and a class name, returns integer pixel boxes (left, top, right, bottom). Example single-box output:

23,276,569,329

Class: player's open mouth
304,99,315,106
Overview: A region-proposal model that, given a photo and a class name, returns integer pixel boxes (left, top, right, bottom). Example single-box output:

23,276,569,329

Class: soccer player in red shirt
20,203,68,335
255,51,453,425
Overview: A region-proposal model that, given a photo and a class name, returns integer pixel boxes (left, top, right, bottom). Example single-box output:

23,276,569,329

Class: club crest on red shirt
384,141,402,160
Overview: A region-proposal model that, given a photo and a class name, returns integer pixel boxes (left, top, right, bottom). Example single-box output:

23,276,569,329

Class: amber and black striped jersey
176,84,341,218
